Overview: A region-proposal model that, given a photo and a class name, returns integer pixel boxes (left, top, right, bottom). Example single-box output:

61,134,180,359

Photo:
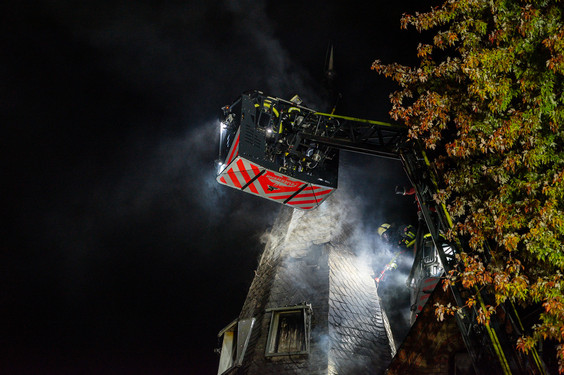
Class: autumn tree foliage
372,0,564,370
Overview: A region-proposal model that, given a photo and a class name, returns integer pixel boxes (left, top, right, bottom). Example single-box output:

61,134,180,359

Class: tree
372,0,564,371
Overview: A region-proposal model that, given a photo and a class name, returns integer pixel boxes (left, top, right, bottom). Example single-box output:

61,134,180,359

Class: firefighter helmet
377,223,391,237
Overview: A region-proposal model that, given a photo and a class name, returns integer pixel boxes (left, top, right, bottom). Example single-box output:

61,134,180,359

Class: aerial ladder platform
216,90,546,375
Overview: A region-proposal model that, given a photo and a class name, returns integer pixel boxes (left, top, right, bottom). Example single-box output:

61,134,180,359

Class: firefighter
374,223,416,285
398,224,416,249
377,223,416,250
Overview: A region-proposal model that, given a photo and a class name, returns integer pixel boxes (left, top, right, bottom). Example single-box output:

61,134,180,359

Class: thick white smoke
259,182,415,356
6,0,423,373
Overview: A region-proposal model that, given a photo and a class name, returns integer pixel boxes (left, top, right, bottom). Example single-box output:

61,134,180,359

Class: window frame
217,317,255,374
265,304,312,357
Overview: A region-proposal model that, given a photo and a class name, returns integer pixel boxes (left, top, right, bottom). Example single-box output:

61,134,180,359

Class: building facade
216,197,395,375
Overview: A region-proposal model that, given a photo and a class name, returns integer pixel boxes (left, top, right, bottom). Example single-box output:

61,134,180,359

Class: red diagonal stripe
250,163,261,175
294,190,332,201
288,199,318,205
237,159,253,184
247,181,259,194
226,135,240,165
236,160,261,194
290,205,315,209
270,195,293,200
227,167,242,188
241,159,260,194
291,192,319,198
268,194,294,200
289,195,322,203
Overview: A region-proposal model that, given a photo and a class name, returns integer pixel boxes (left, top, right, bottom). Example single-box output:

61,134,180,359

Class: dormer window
217,318,255,374
265,304,312,357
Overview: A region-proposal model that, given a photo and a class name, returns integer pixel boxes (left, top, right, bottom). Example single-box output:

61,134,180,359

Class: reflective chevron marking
216,156,335,210
283,184,309,204
227,166,242,189
237,159,251,180
241,169,264,195
288,199,317,206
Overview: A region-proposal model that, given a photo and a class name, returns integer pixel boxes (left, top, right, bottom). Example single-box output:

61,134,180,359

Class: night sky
4,1,425,373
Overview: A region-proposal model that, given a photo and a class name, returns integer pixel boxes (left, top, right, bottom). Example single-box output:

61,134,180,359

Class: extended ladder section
399,147,545,375
295,111,407,160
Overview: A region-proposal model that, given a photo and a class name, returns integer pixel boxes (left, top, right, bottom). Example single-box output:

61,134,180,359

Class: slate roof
224,195,394,374
327,245,393,374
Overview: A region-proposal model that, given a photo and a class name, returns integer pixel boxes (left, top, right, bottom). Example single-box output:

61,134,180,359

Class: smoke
258,180,415,364
4,0,419,371
21,0,331,252
223,0,323,107
339,158,416,344
331,187,415,344
2,2,338,318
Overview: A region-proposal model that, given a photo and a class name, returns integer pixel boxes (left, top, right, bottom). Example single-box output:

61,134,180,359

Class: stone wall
385,286,472,375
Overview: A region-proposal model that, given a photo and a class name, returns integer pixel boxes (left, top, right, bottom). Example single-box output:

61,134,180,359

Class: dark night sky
3,1,425,374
